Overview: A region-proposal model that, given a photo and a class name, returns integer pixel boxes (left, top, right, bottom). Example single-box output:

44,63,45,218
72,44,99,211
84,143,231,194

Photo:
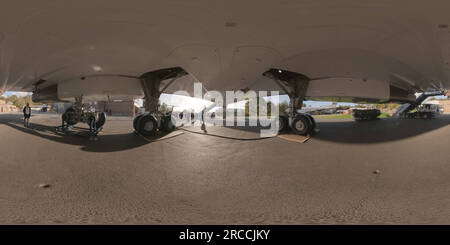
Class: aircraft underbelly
57,77,143,102
305,78,390,100
1,0,450,97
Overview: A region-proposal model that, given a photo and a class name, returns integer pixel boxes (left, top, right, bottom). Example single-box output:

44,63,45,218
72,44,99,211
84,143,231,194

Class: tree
266,102,272,117
159,103,169,113
279,102,289,115
244,97,270,117
388,103,400,110
337,105,350,110
1,93,42,109
6,94,18,104
5,95,24,108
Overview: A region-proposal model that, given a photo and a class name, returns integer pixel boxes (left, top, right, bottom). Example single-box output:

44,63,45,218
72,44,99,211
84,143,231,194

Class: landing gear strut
263,69,316,136
133,67,187,136
60,95,106,139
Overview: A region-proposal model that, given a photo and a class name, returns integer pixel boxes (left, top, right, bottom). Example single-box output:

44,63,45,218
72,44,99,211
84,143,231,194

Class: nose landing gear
60,96,106,139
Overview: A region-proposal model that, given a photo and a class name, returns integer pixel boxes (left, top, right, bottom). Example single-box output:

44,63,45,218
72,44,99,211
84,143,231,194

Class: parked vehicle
352,108,381,120
40,104,48,112
405,104,439,119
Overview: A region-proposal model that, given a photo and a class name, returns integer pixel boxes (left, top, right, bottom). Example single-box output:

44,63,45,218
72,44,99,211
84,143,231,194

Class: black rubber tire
62,107,78,125
137,114,158,136
95,112,106,128
277,115,288,132
161,115,175,133
291,114,311,135
303,114,316,130
425,113,433,119
133,114,144,131
86,112,106,129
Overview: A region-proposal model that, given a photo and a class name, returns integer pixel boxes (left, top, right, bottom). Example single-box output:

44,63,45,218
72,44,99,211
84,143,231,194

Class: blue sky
2,91,31,97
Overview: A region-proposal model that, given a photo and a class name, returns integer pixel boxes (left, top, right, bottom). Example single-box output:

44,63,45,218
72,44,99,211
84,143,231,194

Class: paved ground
1,112,450,224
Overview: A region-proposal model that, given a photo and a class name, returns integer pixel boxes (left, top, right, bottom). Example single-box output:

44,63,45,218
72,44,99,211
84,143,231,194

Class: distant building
0,99,18,112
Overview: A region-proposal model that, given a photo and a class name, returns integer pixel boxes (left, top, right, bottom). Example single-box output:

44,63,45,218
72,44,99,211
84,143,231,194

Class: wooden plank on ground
277,133,311,143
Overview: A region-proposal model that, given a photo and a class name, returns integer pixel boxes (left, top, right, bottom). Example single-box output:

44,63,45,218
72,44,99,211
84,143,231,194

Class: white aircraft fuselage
1,0,450,103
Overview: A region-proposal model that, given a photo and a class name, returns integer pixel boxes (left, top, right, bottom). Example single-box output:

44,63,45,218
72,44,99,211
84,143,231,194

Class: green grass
312,114,354,119
378,113,392,118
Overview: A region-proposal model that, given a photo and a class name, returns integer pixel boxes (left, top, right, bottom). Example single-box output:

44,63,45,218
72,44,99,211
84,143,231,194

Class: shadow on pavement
2,113,449,149
206,115,450,144
312,116,450,144
0,113,150,152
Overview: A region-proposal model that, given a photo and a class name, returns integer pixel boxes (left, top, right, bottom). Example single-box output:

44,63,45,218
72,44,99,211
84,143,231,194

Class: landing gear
277,115,289,133
276,113,315,135
136,113,159,136
291,114,313,135
133,67,187,136
161,114,176,133
87,111,106,139
132,113,146,132
263,69,316,136
277,114,315,134
61,107,77,131
303,113,316,131
60,96,106,139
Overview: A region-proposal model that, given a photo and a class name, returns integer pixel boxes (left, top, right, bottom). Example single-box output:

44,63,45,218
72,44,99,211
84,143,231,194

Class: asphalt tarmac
1,112,450,224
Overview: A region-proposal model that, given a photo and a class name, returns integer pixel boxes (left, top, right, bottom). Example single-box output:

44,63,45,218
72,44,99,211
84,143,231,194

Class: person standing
200,106,207,133
23,103,31,128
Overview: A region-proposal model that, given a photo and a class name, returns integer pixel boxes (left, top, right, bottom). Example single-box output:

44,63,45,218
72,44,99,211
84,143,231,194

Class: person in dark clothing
200,106,207,133
23,103,31,128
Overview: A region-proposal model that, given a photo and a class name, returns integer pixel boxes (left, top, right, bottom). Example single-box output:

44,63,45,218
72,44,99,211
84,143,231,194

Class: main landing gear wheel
133,114,144,132
303,114,316,131
277,115,289,133
62,107,78,126
137,114,158,136
291,114,311,135
87,112,106,140
86,112,106,129
95,112,106,129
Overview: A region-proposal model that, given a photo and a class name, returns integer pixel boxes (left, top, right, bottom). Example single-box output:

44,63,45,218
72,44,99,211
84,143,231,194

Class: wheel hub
144,121,154,131
295,120,305,131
